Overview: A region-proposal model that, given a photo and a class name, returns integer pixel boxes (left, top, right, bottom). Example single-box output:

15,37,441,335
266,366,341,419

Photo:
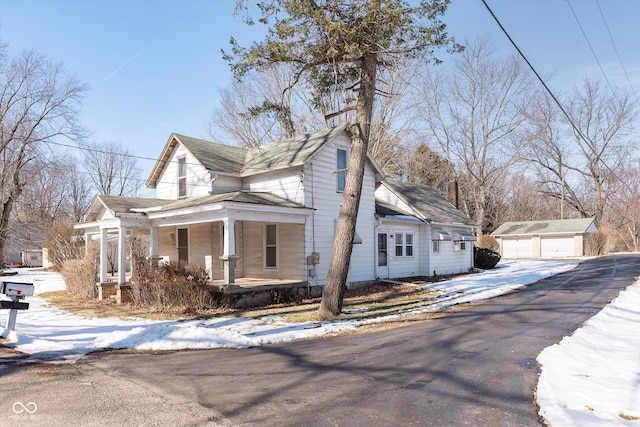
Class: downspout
309,163,318,288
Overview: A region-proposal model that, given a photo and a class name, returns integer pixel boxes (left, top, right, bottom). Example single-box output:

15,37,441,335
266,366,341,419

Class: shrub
474,247,501,269
130,262,213,311
43,219,86,270
585,230,607,256
60,244,98,300
476,234,499,252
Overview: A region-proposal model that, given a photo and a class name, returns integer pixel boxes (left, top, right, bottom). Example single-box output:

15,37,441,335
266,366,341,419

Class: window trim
336,148,347,192
432,240,440,253
177,156,187,198
264,223,279,269
394,232,415,257
454,241,467,252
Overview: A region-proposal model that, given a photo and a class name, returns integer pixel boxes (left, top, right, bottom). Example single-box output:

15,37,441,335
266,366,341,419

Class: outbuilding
492,218,597,259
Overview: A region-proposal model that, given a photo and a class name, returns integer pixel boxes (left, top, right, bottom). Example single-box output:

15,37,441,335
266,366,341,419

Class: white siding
429,226,474,275
303,133,377,288
387,224,421,278
155,144,212,199
243,169,305,204
211,175,242,194
375,184,415,215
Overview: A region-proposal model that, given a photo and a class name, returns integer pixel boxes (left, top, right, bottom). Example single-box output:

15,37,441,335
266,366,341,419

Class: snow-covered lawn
1,259,639,425
536,278,640,426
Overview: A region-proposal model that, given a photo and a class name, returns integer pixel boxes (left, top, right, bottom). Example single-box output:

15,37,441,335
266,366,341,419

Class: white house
492,218,598,259
76,124,477,296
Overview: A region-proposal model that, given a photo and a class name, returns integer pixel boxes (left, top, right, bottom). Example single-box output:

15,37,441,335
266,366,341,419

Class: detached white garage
492,218,597,259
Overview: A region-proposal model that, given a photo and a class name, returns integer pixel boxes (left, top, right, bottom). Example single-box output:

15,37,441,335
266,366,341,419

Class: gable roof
378,180,476,226
147,123,385,187
176,134,246,174
154,191,305,212
83,195,174,222
83,192,306,223
243,124,348,174
492,218,597,236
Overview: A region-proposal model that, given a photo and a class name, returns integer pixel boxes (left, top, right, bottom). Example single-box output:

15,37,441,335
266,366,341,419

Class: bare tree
209,65,325,147
82,140,142,196
599,160,640,252
565,79,636,222
0,48,87,264
211,58,417,180
526,79,636,223
415,37,536,233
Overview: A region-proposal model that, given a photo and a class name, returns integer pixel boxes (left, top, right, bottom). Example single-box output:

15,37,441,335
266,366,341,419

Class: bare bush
130,262,212,311
585,231,607,256
43,219,86,269
476,234,499,252
60,243,98,300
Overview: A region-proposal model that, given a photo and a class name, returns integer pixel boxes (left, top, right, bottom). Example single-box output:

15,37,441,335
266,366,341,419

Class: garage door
501,238,533,258
541,236,575,258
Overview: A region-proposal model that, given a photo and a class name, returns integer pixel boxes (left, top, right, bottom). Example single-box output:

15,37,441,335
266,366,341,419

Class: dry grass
39,291,233,321
39,281,448,325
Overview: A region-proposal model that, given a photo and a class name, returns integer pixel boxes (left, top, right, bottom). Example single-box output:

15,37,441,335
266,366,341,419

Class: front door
177,227,189,264
377,231,389,279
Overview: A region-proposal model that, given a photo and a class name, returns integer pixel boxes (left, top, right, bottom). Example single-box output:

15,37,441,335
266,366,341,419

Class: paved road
2,254,639,426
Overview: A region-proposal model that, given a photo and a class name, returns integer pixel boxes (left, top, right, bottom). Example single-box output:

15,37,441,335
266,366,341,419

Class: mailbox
1,282,35,297
1,280,34,336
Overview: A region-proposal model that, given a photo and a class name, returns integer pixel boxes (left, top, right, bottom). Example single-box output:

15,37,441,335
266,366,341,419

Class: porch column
99,228,108,283
149,225,159,267
220,218,239,284
84,232,90,257
117,226,127,285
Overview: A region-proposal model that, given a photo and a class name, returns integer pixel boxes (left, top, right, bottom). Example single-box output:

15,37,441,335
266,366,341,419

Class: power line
595,0,640,104
480,0,591,146
565,0,615,94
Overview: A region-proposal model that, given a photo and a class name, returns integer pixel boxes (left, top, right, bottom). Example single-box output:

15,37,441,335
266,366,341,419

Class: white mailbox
1,282,35,297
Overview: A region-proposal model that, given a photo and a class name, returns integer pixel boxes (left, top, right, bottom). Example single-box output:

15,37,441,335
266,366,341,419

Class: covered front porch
75,193,314,300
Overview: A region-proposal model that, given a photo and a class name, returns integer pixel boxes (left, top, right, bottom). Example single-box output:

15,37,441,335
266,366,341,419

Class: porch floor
208,278,309,294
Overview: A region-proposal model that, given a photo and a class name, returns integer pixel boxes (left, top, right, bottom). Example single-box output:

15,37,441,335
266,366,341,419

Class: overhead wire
480,0,591,146
595,0,640,104
481,0,636,198
565,0,615,94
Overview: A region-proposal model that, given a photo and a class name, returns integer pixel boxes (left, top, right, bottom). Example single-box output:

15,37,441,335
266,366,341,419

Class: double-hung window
395,232,414,257
337,148,347,192
178,157,187,198
265,224,278,269
454,241,467,252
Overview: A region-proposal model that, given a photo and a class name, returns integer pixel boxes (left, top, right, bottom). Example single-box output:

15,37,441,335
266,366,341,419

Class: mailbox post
0,281,34,337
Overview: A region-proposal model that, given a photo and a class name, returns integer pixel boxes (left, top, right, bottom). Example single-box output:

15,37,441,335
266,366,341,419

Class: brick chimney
448,180,459,209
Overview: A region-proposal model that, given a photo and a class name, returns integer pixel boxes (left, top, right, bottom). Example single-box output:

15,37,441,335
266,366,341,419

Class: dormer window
178,157,187,198
337,148,347,192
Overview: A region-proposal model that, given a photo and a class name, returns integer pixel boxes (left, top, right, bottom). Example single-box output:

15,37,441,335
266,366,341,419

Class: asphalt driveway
2,254,639,426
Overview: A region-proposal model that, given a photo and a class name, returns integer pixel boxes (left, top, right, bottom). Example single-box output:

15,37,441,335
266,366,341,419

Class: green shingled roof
174,134,245,174
89,192,303,220
380,180,476,226
167,124,348,179
492,218,596,236
157,191,304,212
243,124,348,173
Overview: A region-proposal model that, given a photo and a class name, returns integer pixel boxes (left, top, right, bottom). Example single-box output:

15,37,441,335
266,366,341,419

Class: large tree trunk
320,53,377,316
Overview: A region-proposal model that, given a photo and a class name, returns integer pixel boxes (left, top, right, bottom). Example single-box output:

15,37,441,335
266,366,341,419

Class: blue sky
1,0,638,184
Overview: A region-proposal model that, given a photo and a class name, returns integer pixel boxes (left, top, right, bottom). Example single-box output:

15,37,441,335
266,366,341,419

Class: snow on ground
537,276,640,426
3,259,640,425
0,260,578,361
